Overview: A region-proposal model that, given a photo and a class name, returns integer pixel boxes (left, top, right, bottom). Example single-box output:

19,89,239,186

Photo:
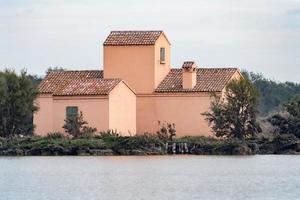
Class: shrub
269,96,300,138
175,136,219,145
63,111,97,137
125,133,164,149
46,132,66,139
97,130,120,139
156,121,176,141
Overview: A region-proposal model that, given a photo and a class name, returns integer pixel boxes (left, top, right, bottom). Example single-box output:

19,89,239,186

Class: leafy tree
63,111,97,137
0,69,38,137
203,77,261,140
269,96,300,138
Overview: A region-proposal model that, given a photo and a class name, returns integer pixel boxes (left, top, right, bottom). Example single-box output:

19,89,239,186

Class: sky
0,0,299,82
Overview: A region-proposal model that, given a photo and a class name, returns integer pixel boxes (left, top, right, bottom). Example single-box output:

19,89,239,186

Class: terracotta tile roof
53,78,122,96
103,31,163,46
38,70,103,94
155,68,239,93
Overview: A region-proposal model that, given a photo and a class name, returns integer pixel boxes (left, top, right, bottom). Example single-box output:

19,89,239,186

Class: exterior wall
34,94,54,136
103,45,155,94
103,33,171,94
154,34,171,88
52,96,109,134
136,93,219,137
109,82,136,135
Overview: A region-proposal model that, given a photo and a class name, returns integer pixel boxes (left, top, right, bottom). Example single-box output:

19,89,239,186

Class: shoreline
1,134,300,156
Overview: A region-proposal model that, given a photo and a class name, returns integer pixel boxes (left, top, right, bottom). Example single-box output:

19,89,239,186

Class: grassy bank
1,133,300,156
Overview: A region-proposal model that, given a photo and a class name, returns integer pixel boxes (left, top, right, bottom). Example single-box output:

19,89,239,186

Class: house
34,30,242,137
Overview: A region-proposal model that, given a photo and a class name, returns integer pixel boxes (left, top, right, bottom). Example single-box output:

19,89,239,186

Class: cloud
0,0,299,82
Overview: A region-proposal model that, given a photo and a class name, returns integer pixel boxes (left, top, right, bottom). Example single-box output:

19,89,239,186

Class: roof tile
103,31,163,46
53,78,122,96
39,70,103,94
155,68,239,93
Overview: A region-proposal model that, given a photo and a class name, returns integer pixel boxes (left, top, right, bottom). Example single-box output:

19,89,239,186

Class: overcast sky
0,0,299,82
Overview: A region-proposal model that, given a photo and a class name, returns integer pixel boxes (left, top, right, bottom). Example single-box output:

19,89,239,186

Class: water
0,156,300,200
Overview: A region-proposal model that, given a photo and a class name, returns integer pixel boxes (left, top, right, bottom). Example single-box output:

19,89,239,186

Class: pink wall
52,96,110,134
34,94,53,136
34,82,136,136
103,34,171,94
103,45,155,94
154,34,171,88
136,93,220,137
109,82,136,135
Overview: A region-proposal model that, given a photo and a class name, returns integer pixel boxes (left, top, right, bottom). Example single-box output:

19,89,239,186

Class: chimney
182,61,197,89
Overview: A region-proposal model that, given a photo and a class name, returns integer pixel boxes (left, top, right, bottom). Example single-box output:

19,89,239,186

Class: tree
46,67,65,75
203,77,261,140
269,96,300,138
0,69,38,137
63,111,97,137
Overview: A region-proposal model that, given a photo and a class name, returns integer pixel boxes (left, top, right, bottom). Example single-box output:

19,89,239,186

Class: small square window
66,106,78,119
160,47,165,64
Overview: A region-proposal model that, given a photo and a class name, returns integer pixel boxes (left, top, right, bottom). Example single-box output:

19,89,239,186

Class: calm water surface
0,155,300,200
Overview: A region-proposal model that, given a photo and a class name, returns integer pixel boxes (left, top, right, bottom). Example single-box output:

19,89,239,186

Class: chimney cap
182,61,197,71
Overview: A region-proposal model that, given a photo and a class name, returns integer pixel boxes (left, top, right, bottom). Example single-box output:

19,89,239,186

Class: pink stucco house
34,31,242,137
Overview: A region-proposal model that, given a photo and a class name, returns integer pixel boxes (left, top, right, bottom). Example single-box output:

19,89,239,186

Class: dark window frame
66,106,78,119
160,47,165,64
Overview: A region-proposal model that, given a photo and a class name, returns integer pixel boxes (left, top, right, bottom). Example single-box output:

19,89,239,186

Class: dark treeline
243,71,300,116
28,67,66,87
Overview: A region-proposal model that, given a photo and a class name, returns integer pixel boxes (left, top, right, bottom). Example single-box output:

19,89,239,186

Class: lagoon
0,156,300,200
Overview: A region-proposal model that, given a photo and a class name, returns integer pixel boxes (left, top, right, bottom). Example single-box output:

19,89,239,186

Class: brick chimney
182,61,197,89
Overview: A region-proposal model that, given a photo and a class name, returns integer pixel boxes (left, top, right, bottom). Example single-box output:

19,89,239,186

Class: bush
269,96,300,138
175,136,219,145
46,132,66,139
156,121,176,141
63,111,97,137
98,129,120,138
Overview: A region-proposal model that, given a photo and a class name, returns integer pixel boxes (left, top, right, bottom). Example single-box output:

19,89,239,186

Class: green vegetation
243,71,300,116
1,132,300,156
0,69,38,137
203,78,261,140
269,96,300,138
63,111,97,137
0,133,165,156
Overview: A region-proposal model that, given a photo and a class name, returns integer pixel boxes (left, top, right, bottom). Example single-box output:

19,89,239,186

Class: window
66,106,78,119
160,47,165,63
